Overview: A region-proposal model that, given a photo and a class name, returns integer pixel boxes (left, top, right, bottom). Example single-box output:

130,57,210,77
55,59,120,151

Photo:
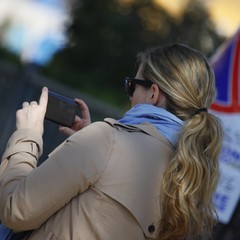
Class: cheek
130,94,138,107
131,97,138,107
131,88,148,107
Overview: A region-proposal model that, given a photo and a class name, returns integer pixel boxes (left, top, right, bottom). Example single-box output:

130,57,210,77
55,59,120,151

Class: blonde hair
138,44,223,239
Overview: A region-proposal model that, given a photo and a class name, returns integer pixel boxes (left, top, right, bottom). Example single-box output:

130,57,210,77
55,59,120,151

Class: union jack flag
211,28,240,224
211,28,240,113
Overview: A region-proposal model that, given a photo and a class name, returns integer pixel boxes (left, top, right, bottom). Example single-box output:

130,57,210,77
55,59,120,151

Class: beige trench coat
0,118,174,240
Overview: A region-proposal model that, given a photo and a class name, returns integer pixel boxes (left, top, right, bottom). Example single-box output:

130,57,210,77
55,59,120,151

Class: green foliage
0,46,21,67
40,0,225,109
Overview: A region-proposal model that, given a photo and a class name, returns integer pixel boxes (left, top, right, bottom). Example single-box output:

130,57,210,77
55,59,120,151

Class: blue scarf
0,224,13,240
118,104,183,147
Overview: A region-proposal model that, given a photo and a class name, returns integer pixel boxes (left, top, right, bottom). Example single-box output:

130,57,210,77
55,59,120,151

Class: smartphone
45,91,78,127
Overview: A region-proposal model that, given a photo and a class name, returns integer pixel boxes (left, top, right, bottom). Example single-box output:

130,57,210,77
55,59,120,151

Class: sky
0,0,69,65
206,0,240,37
0,0,239,65
155,0,240,37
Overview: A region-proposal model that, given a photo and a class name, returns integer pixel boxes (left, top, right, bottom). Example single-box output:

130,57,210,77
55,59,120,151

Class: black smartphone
45,91,78,127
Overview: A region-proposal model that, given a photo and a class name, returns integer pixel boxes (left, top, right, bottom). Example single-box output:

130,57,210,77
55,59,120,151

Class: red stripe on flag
211,32,240,113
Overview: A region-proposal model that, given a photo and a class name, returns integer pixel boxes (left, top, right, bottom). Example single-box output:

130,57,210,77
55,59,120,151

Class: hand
59,98,91,136
16,87,48,135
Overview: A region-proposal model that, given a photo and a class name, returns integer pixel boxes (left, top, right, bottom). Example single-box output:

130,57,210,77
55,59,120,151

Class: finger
59,126,75,137
73,115,81,123
74,99,91,121
22,102,29,108
39,87,48,111
30,101,38,105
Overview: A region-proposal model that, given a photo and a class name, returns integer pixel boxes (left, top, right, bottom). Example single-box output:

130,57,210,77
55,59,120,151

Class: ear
150,84,166,108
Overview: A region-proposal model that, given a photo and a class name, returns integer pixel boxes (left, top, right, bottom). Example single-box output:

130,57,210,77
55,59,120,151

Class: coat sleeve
0,122,114,231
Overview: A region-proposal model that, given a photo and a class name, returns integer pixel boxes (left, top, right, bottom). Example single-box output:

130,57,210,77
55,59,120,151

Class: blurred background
0,0,239,239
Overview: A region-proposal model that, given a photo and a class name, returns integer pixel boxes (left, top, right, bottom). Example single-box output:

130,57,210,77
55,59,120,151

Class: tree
41,0,225,109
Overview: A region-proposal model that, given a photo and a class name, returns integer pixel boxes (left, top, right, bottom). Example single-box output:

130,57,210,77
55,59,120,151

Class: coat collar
104,118,173,150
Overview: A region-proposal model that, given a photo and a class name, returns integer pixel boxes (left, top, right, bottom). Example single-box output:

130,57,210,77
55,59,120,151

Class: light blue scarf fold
118,104,183,147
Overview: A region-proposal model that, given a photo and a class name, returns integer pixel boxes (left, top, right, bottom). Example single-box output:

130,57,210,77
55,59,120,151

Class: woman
0,44,223,240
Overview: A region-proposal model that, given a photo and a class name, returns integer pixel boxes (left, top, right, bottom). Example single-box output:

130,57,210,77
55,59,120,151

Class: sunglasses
124,77,153,97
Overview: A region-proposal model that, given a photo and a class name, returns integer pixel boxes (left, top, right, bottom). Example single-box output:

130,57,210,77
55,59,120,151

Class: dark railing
0,60,123,163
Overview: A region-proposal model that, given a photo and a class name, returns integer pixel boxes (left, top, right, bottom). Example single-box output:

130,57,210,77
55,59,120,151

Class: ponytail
159,112,223,239
138,43,224,239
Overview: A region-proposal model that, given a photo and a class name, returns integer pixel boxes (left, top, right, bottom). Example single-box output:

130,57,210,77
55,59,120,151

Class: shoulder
67,121,116,150
73,121,114,139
